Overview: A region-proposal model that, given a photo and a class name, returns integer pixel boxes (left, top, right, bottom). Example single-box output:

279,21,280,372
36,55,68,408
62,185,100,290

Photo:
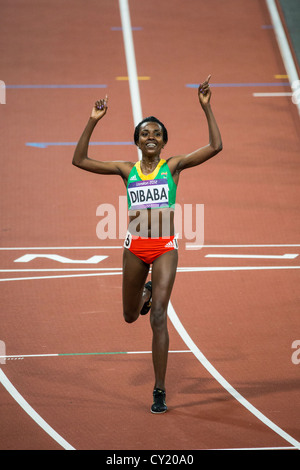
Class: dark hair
134,116,168,146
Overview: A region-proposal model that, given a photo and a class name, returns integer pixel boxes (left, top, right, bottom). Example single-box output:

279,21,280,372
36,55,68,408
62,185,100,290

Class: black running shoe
140,281,152,315
151,388,167,414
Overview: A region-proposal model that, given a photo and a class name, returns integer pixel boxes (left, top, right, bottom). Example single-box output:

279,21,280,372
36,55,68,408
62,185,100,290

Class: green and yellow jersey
127,159,177,210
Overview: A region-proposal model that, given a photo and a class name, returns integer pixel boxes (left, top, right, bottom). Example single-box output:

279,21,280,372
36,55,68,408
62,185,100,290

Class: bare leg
150,249,178,391
122,248,150,323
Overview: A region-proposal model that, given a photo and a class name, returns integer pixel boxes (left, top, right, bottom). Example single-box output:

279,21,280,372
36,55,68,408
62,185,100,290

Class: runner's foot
151,388,167,414
140,281,152,315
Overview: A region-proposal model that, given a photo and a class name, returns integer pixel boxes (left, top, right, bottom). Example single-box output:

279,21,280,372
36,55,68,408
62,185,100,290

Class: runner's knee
150,303,167,330
123,308,139,323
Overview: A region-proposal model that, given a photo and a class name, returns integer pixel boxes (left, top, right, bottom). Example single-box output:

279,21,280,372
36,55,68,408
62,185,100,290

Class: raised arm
72,96,132,179
168,75,222,174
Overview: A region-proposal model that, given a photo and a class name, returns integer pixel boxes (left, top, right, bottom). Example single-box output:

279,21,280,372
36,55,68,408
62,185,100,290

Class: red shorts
124,231,178,264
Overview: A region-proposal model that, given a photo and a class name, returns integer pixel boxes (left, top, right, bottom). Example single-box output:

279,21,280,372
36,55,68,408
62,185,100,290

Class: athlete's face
138,122,165,156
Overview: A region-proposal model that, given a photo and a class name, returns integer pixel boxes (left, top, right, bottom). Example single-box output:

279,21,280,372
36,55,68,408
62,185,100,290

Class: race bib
123,231,132,249
128,179,169,210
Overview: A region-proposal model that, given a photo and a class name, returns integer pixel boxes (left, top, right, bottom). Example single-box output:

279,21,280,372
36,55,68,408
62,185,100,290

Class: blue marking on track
111,26,142,30
26,142,134,148
6,84,107,89
186,82,290,88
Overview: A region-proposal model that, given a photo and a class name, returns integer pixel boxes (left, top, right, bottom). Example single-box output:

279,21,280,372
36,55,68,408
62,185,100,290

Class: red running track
0,0,299,452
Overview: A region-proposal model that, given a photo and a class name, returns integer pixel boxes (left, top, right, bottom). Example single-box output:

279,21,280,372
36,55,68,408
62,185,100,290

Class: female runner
72,75,222,413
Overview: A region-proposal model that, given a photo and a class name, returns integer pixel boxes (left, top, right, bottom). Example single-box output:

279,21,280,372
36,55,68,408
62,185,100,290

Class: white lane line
167,301,300,450
0,350,191,360
0,271,123,282
0,268,121,272
0,369,75,450
13,254,108,263
178,266,300,271
128,350,190,354
1,244,300,250
205,253,298,260
1,354,58,359
121,0,300,450
253,92,292,97
0,246,123,250
119,0,143,158
186,244,300,248
0,260,298,273
1,265,299,282
265,0,300,115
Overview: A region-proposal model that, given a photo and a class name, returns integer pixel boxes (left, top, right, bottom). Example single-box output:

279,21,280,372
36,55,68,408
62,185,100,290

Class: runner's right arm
72,97,132,179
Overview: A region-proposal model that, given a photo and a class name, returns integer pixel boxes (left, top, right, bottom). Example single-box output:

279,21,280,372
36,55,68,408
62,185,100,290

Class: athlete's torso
127,159,177,211
126,159,177,238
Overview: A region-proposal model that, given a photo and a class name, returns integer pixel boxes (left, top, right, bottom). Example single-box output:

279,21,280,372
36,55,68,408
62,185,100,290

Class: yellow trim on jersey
135,159,166,181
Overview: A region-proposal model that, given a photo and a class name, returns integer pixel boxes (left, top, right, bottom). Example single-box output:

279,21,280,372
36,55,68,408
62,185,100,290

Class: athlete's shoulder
165,155,185,175
116,161,135,182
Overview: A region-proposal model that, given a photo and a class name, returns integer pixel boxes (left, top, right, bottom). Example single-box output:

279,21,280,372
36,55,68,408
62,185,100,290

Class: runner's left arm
168,75,223,173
